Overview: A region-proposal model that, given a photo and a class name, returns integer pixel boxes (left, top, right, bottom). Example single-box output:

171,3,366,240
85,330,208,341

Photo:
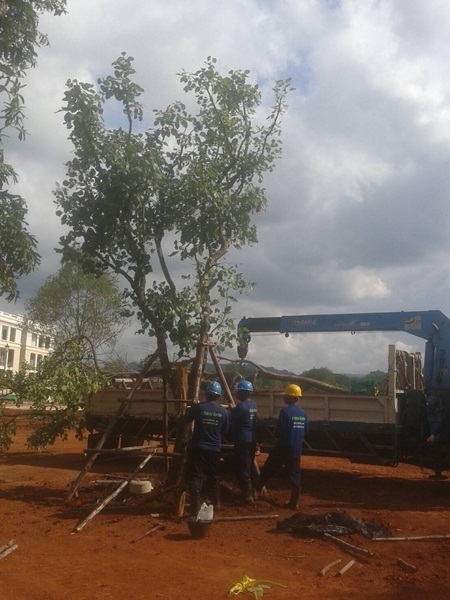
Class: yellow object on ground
228,575,286,599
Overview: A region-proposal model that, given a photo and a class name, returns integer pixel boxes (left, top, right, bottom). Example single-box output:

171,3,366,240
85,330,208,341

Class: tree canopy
0,0,67,300
55,54,292,396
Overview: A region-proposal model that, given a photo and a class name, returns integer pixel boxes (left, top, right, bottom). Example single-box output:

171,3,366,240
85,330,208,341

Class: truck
84,309,450,473
237,310,450,471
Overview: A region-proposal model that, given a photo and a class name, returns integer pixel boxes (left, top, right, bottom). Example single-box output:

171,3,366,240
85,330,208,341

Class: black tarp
277,511,391,539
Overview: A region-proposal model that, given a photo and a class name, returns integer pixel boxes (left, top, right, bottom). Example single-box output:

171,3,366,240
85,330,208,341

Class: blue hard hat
237,380,253,393
206,381,222,396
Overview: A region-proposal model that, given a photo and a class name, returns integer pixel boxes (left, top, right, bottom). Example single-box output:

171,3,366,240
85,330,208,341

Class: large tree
55,54,292,397
25,262,126,351
0,0,67,300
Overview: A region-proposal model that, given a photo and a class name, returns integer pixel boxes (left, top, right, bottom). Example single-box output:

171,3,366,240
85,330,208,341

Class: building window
7,349,13,369
31,333,37,347
9,328,16,342
2,326,8,341
30,353,36,369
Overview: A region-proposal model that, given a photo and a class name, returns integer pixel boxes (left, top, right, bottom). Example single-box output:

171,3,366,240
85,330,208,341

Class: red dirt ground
1,416,450,600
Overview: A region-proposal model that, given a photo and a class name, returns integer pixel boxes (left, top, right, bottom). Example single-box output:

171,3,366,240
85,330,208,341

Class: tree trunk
165,331,208,490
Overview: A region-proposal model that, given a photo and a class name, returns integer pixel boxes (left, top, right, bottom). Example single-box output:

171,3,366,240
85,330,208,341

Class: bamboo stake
130,523,165,543
397,558,418,573
336,559,355,577
0,539,18,561
72,449,156,533
318,559,342,576
374,534,450,542
215,514,279,522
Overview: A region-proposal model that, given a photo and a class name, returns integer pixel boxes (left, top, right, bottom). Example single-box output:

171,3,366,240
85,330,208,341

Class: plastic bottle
197,502,214,521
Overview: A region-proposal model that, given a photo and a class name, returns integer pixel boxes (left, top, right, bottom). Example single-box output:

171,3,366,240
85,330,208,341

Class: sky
2,0,450,375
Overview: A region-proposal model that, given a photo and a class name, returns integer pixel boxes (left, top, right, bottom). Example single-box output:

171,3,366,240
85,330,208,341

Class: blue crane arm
237,310,450,392
238,310,449,339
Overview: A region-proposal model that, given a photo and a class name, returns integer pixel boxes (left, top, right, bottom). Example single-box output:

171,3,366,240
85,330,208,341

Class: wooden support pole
66,365,161,503
208,344,234,406
65,400,129,503
72,450,156,533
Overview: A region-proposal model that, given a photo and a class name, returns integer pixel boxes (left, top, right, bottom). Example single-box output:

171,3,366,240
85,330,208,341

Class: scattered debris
228,575,286,599
72,449,156,533
318,558,342,577
0,539,18,561
397,558,418,573
277,511,391,539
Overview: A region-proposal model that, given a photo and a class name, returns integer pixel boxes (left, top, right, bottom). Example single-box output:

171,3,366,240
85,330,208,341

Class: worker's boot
189,491,202,518
243,479,255,505
285,487,301,511
209,483,221,513
253,474,268,501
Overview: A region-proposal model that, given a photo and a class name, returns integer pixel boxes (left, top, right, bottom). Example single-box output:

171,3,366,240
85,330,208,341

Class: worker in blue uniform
229,380,258,504
255,384,308,510
425,392,449,479
185,381,229,516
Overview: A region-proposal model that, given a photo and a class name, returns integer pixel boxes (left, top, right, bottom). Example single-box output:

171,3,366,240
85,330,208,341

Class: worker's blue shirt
185,400,229,452
275,403,308,456
230,399,257,444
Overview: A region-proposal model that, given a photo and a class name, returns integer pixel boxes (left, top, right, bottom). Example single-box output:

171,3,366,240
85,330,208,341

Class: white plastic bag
197,502,214,521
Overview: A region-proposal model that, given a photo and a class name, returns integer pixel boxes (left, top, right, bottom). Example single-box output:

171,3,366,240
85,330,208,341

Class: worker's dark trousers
186,448,221,513
258,446,301,491
234,442,257,489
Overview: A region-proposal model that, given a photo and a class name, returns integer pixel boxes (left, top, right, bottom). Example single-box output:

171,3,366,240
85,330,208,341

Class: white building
0,310,52,373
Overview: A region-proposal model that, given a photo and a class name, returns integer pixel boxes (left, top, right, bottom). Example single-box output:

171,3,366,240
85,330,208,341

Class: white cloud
2,0,450,374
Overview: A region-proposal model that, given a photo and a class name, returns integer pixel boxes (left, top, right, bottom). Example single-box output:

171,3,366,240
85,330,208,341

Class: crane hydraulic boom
237,310,450,393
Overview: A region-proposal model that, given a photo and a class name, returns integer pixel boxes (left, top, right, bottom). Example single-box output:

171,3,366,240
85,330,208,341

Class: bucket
129,480,153,495
186,518,213,539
